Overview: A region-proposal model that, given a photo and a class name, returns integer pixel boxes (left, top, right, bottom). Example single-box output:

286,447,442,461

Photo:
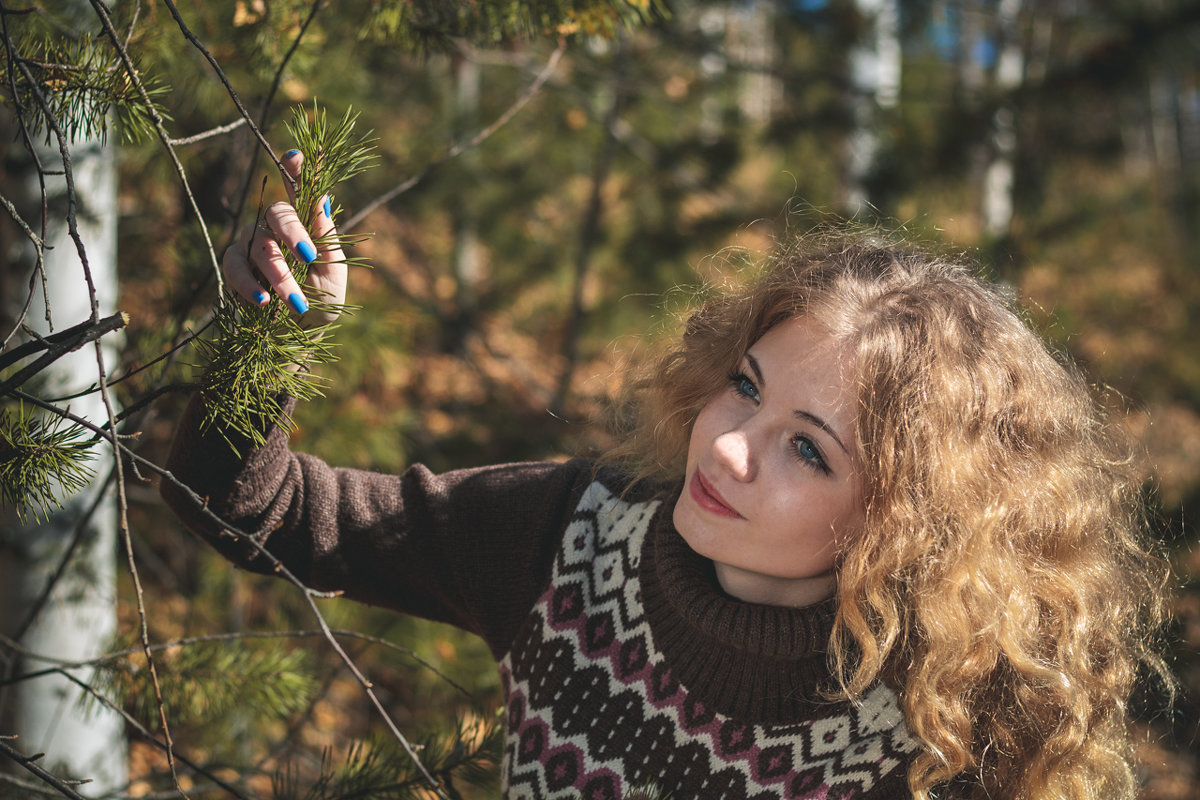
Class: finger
282,149,331,236
263,199,319,272
222,224,271,307
280,149,303,207
250,222,309,314
311,194,343,255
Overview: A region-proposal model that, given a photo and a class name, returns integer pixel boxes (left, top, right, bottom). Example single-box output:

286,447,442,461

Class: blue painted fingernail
288,293,309,315
254,289,269,305
323,195,332,219
296,240,317,264
283,149,300,158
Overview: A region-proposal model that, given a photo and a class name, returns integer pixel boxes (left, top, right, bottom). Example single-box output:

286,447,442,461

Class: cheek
686,399,722,461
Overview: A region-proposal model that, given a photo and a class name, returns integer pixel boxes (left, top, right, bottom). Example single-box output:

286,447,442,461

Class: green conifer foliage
194,105,376,454
0,28,167,145
0,405,95,523
94,639,318,730
363,0,666,50
273,720,502,800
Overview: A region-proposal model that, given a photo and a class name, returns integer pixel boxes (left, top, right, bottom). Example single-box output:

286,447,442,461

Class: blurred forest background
1,0,1199,797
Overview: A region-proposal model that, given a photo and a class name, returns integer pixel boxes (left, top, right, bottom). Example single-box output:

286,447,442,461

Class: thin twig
343,39,567,232
9,469,116,643
220,0,326,272
168,117,247,146
0,1,53,339
0,192,46,351
0,736,91,800
96,327,189,799
158,0,303,197
6,53,98,324
0,769,69,798
84,0,224,298
0,188,46,249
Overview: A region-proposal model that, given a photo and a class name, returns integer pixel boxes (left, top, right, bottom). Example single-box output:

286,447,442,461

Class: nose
712,429,756,482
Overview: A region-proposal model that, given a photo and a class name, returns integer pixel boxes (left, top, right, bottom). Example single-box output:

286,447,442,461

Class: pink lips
689,470,743,519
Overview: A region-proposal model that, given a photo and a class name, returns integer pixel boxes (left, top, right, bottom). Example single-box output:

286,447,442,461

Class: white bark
983,0,1025,237
843,0,901,213
452,53,485,318
1,128,128,797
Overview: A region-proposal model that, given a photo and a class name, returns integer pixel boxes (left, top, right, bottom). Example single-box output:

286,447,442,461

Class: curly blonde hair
611,231,1172,799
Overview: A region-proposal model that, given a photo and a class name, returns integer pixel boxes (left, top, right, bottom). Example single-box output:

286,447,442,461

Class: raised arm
160,150,594,655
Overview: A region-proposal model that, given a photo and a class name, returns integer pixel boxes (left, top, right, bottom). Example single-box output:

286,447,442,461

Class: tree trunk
842,0,901,214
0,96,128,800
982,0,1024,238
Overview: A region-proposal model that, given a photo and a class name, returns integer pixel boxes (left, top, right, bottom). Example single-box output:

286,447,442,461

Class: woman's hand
223,149,346,328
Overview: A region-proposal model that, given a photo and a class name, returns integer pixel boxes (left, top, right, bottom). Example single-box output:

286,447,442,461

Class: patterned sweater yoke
500,480,919,800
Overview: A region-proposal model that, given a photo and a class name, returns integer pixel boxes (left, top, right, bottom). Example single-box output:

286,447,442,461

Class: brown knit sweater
162,394,920,798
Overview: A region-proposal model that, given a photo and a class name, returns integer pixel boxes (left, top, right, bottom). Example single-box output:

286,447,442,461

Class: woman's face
672,315,864,607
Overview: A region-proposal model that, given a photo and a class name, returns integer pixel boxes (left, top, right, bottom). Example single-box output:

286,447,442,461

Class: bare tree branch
157,0,320,201
0,311,127,392
0,735,91,800
167,117,246,146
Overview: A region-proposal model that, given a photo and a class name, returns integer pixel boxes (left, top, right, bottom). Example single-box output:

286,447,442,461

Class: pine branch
196,105,376,455
0,25,169,144
92,638,318,729
47,669,256,800
147,462,453,799
272,717,502,800
0,404,96,523
1,629,475,702
362,0,666,52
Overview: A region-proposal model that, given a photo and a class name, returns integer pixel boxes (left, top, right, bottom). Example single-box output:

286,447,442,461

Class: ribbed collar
639,491,840,725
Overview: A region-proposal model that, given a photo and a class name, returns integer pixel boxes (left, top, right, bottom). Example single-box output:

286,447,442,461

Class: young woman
163,152,1171,799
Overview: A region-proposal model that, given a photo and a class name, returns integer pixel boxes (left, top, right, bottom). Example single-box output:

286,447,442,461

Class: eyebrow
744,353,851,456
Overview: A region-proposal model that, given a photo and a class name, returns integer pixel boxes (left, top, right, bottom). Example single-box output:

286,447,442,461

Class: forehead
747,317,858,409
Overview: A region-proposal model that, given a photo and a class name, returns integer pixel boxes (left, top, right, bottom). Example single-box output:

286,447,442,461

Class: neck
712,563,837,607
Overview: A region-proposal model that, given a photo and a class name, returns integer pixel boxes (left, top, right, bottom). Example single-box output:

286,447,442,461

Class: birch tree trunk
843,0,901,214
983,0,1025,238
1,128,127,795
0,0,128,783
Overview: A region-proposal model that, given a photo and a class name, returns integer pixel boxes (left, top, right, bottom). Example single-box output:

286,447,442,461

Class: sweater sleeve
160,392,594,658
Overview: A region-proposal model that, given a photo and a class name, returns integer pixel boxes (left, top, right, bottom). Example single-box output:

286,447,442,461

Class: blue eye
729,372,760,402
791,435,830,474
